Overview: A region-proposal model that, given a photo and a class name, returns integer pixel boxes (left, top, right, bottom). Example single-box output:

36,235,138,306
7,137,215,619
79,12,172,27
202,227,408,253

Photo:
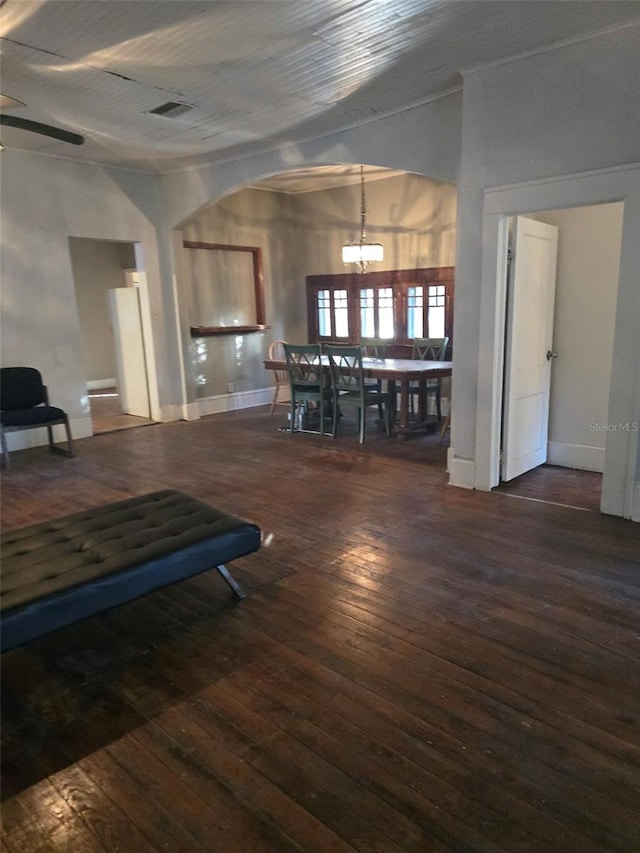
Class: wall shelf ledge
190,324,271,337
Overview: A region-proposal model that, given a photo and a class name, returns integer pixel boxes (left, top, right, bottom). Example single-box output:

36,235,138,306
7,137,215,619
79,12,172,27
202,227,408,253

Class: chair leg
48,419,75,457
332,393,340,438
359,406,366,444
269,382,279,416
439,412,451,444
64,418,76,458
289,395,296,434
435,385,442,421
0,427,10,470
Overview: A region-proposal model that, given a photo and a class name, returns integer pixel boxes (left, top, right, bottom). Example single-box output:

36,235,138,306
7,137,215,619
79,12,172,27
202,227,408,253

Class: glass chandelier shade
342,165,384,273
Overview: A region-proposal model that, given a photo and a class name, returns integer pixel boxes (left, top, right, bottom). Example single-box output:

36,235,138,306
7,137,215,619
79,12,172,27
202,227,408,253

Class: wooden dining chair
267,339,288,415
360,337,392,418
359,337,390,359
438,410,451,444
283,343,328,435
325,345,392,443
409,337,449,421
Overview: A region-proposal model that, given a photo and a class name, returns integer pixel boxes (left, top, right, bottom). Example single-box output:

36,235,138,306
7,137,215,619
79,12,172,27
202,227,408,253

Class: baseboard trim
87,378,116,391
448,453,476,489
547,441,604,473
160,402,200,422
198,387,275,417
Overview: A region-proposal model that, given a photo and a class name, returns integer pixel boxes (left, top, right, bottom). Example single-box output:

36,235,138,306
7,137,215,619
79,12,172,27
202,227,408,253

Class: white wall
452,24,640,517
535,203,624,472
181,187,298,403
0,150,172,448
292,173,457,275
69,238,135,384
454,24,640,460
161,93,462,229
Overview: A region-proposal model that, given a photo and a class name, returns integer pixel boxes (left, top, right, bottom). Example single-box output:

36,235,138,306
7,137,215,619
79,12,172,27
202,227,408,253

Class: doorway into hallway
494,465,602,512
88,388,154,434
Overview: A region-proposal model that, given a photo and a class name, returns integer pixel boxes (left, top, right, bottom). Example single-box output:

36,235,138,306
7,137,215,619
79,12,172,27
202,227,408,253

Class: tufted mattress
1,490,261,651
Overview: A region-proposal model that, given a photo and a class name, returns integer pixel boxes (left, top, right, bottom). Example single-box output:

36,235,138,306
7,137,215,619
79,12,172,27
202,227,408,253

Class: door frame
474,163,640,518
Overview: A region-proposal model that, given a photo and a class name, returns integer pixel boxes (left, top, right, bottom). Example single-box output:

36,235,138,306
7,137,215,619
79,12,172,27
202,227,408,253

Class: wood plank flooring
1,407,639,852
88,390,154,434
494,465,603,513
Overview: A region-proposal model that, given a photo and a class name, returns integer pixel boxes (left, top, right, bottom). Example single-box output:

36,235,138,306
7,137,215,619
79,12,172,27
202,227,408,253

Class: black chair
1,367,75,470
409,337,449,421
283,344,328,435
326,345,392,443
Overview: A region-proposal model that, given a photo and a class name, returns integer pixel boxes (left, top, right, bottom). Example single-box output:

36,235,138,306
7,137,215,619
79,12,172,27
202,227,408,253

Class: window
306,267,454,354
360,287,394,339
406,284,446,340
318,289,331,336
315,288,350,340
407,286,424,338
428,284,446,339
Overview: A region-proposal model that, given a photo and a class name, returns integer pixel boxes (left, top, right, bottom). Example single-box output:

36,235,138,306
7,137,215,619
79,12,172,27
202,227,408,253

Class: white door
107,287,150,418
502,216,559,481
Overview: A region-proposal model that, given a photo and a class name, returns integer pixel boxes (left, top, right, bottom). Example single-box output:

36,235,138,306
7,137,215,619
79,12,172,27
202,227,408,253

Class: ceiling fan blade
0,115,84,145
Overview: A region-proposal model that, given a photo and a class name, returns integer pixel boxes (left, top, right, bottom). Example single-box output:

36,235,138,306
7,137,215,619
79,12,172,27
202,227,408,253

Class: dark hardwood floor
1,407,639,852
88,389,154,435
494,465,603,513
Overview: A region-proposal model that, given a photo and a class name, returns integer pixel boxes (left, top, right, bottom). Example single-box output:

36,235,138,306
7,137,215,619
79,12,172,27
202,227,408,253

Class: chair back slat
360,338,390,359
284,344,323,388
283,343,327,435
326,345,364,394
268,339,288,382
412,337,449,361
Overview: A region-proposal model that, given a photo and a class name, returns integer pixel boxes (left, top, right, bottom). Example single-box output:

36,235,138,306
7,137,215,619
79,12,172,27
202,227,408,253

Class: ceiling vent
149,101,193,118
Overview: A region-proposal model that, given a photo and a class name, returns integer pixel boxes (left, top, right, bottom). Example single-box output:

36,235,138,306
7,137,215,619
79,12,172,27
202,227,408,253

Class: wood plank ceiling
0,0,639,173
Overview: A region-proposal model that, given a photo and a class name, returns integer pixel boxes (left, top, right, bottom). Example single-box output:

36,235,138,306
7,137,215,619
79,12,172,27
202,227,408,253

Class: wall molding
198,387,275,417
547,441,605,473
448,453,476,489
86,378,116,391
160,402,200,422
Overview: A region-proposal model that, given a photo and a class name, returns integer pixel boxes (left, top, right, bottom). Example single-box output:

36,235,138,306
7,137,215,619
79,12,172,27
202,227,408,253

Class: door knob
546,350,558,361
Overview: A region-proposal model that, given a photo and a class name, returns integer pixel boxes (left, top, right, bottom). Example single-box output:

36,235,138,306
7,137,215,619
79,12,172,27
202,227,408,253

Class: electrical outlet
227,382,235,393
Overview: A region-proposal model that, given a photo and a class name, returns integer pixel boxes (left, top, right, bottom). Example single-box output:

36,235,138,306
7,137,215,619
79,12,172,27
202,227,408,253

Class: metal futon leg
216,563,246,599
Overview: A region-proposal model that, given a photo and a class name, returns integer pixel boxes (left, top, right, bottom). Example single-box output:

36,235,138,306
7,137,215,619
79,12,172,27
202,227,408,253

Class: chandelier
341,165,384,274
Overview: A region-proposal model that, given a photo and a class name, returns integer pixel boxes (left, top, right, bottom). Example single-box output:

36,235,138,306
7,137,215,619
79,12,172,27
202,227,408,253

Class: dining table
263,355,453,440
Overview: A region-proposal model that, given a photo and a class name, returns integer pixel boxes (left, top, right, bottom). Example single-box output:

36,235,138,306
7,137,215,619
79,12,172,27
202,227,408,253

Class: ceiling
1,0,639,177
